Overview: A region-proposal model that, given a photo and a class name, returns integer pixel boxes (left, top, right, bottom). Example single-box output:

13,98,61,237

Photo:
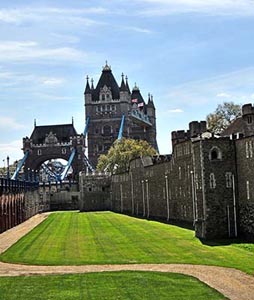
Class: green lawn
0,271,226,300
1,211,254,274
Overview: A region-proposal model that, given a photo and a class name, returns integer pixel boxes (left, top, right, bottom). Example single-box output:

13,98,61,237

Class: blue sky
1,0,254,165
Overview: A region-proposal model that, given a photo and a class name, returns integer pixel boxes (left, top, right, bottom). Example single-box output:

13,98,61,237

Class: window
37,149,42,155
103,125,111,136
62,148,66,154
246,181,250,200
209,147,222,161
247,116,252,124
225,172,232,188
179,166,181,180
210,173,216,189
246,142,249,158
101,94,105,101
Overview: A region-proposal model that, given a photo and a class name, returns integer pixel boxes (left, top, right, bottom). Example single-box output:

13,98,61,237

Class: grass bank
0,271,226,300
0,211,254,274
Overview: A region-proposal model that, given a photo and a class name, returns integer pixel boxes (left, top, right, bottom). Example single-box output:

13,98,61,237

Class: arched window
103,125,111,136
209,147,222,161
101,94,105,101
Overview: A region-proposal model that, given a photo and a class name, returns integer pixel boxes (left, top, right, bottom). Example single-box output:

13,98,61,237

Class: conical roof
93,63,120,100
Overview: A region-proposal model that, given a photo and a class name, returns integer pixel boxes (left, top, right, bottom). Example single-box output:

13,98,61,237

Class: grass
0,211,254,274
0,271,226,300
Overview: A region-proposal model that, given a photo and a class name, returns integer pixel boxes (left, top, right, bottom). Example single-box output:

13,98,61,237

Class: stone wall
79,173,111,212
235,136,254,240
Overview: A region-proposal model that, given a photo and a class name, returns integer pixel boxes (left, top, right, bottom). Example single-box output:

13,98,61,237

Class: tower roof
120,73,128,92
84,76,91,94
30,124,77,144
93,62,120,100
131,84,145,104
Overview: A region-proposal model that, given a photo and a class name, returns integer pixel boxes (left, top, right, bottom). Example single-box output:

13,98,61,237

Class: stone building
84,63,158,167
80,103,254,241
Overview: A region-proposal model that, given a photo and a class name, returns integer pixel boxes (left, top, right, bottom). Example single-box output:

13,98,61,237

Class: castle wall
235,136,254,240
111,141,195,226
79,174,111,212
193,138,237,239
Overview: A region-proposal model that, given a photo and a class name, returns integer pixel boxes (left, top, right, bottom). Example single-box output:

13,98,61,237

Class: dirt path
0,213,254,300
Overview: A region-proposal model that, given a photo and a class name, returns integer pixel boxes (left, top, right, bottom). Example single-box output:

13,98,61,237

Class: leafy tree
206,101,241,134
97,138,157,174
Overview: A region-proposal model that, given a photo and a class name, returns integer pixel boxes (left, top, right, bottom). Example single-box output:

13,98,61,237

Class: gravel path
0,213,254,300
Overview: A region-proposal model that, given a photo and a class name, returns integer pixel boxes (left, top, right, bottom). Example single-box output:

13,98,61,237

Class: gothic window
103,125,111,136
101,94,105,101
246,181,250,200
225,172,232,188
37,149,42,156
246,142,249,158
106,94,111,100
209,147,222,161
249,141,253,158
209,173,216,189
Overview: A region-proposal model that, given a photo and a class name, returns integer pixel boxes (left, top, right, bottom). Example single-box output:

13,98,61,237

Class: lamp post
6,156,10,180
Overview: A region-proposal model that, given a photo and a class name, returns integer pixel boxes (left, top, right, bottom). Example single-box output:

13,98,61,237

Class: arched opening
209,147,222,161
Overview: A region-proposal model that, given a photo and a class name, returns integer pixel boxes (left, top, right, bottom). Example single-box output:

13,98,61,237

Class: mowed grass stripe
0,272,226,300
1,211,254,274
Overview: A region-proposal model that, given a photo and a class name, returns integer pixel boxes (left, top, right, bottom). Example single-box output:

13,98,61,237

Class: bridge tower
84,63,158,167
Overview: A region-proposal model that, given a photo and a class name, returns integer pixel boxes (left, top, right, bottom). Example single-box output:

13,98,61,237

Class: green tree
97,138,157,174
206,101,241,134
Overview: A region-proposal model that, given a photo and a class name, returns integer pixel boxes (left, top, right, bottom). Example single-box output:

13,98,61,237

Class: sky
1,0,254,166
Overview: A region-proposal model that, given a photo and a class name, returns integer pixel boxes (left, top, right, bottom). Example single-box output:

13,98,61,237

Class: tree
206,101,241,134
97,138,157,174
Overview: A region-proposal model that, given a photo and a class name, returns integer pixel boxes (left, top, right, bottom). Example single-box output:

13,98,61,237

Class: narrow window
247,116,252,124
225,172,232,188
249,141,253,158
62,148,66,154
246,181,250,200
210,173,216,189
246,142,249,158
37,149,42,156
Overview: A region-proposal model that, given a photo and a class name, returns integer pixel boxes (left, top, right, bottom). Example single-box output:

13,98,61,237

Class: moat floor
0,213,254,300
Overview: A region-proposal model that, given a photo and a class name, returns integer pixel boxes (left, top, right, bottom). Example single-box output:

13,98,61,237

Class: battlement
242,103,254,116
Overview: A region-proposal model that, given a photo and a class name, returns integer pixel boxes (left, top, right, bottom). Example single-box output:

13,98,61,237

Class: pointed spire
91,78,94,90
133,82,139,91
125,75,130,93
34,119,37,128
148,93,151,102
120,73,127,92
103,60,111,71
147,94,155,108
72,116,74,125
84,75,91,94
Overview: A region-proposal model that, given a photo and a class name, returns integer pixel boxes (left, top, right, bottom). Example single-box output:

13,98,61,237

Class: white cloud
0,117,25,130
168,108,184,113
123,26,153,34
0,41,86,62
135,0,254,16
166,67,254,107
41,78,65,86
216,92,231,98
0,140,23,164
0,7,108,24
